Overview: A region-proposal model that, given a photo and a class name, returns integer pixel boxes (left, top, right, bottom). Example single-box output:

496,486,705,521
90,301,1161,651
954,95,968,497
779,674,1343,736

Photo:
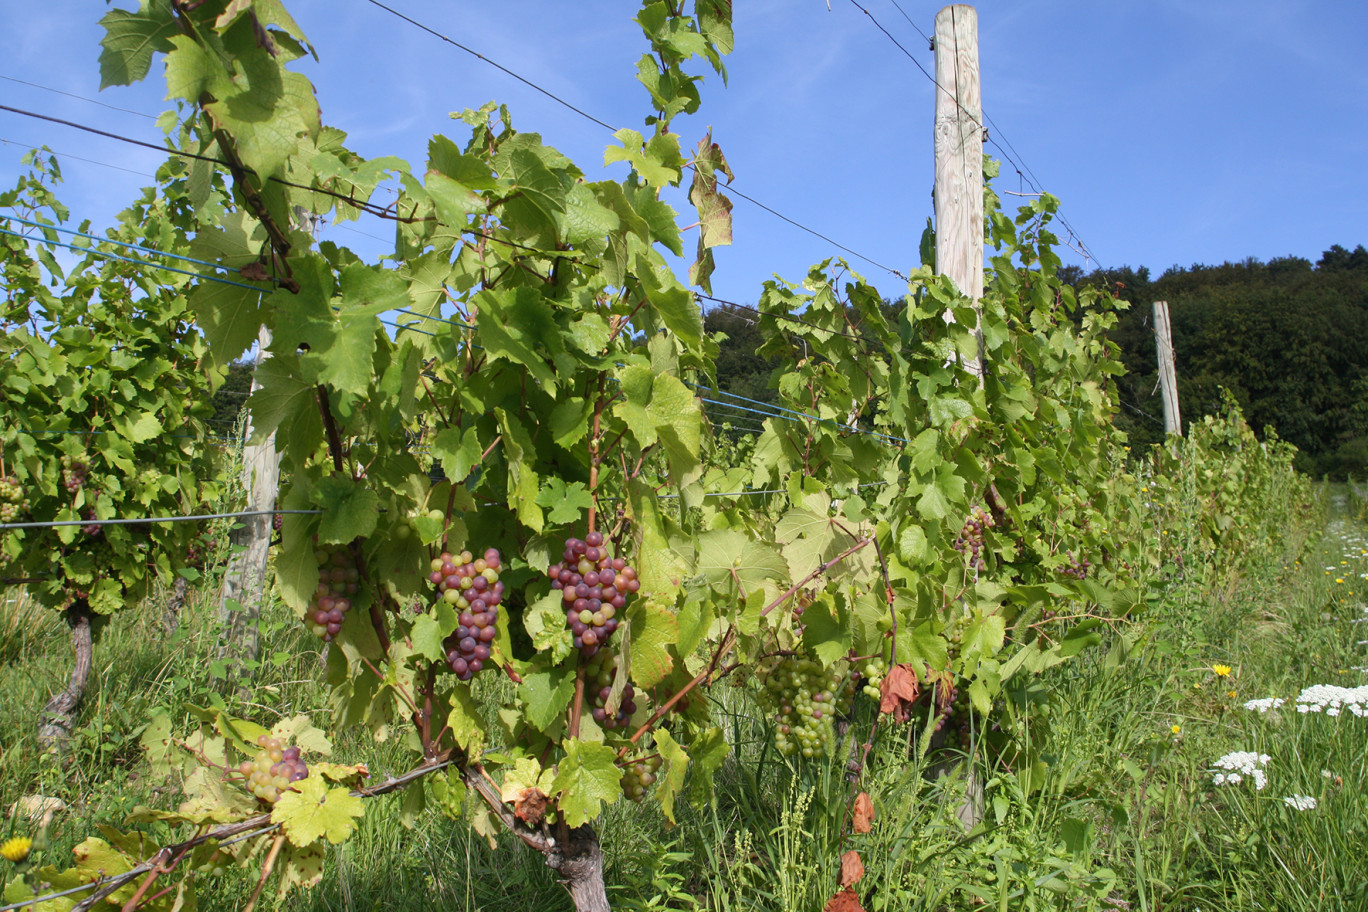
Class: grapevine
430,548,505,680
0,475,27,523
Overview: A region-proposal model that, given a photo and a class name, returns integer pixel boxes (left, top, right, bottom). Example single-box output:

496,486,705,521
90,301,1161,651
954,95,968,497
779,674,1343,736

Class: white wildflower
1211,751,1270,790
1294,684,1368,717
1282,794,1316,811
1243,697,1285,713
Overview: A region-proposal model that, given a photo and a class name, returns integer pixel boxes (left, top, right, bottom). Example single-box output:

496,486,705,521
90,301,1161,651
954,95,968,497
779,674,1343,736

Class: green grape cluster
756,654,850,758
622,754,662,801
585,649,637,730
236,735,308,803
858,655,888,702
0,475,26,522
945,611,971,659
308,542,360,641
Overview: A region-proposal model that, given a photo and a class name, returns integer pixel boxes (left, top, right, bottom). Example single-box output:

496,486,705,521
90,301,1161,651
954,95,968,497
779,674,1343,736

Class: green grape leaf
312,477,379,543
517,662,577,732
98,0,178,88
274,843,326,900
627,599,676,689
686,726,729,805
551,739,622,828
430,426,481,483
651,728,690,825
534,478,594,525
801,597,851,667
523,590,573,662
447,684,487,756
271,775,364,847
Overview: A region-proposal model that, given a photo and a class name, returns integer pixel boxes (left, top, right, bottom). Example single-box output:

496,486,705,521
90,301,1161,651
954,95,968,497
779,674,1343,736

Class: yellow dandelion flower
1227,690,1238,698
1212,664,1232,677
1336,578,1345,584
1193,682,1203,689
1,836,32,863
1170,724,1182,734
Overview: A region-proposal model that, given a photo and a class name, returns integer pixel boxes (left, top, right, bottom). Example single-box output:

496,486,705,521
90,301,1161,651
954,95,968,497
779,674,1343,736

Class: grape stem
568,663,587,739
620,624,736,756
240,832,286,912
758,537,874,618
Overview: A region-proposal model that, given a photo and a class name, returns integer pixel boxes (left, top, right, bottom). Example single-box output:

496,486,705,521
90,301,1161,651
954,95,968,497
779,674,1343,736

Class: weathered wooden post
934,3,984,378
934,4,986,829
1152,300,1181,435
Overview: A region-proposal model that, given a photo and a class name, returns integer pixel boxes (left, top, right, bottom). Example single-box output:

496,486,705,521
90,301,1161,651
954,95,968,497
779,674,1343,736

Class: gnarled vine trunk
547,825,611,912
37,599,94,748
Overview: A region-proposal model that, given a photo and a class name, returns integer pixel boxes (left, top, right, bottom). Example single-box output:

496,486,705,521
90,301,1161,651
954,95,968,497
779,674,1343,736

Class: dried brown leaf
839,850,865,888
823,887,866,912
513,787,547,827
852,791,874,834
879,663,922,722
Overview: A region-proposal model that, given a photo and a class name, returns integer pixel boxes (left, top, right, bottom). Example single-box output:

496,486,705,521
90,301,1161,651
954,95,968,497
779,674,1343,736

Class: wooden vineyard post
934,3,985,378
213,325,280,685
933,3,986,829
1152,300,1181,436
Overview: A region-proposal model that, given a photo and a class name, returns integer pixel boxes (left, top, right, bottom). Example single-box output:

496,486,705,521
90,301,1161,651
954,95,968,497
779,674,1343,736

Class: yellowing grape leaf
272,776,364,847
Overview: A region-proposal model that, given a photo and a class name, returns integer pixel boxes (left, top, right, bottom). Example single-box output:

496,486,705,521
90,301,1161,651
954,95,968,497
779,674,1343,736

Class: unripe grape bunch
307,543,360,641
952,504,994,572
60,455,89,494
236,735,308,803
548,531,639,658
756,654,851,758
429,548,504,681
858,655,888,702
621,754,662,801
0,475,27,522
584,649,636,729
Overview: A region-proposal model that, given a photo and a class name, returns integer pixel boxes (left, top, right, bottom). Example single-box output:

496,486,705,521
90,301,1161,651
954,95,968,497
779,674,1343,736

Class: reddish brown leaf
852,791,875,834
823,887,866,912
839,850,865,888
879,663,922,722
513,787,547,827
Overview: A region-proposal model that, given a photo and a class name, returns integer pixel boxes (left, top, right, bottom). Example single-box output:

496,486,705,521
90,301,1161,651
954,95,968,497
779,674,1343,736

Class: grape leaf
534,478,594,525
271,775,364,846
516,662,576,731
551,739,622,828
446,684,487,756
312,477,379,543
627,599,676,689
98,0,178,88
651,728,690,825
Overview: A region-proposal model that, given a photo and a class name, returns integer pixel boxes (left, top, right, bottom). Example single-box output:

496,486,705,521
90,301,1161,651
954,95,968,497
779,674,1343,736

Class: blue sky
2,1,1366,308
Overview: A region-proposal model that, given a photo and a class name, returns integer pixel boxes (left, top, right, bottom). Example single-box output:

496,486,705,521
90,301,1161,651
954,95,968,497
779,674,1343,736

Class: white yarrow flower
1295,684,1368,716
1283,794,1316,811
1243,697,1285,713
1211,751,1270,790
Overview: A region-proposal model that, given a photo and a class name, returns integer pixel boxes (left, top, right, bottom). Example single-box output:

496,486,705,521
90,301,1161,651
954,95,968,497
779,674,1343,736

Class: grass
2,481,1365,911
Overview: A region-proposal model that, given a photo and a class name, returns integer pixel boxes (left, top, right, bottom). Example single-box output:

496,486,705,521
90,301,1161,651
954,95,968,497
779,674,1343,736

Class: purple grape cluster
308,543,360,641
430,548,504,681
952,505,995,572
61,455,88,495
81,508,102,537
622,754,662,801
548,531,639,658
1060,552,1091,580
585,649,636,730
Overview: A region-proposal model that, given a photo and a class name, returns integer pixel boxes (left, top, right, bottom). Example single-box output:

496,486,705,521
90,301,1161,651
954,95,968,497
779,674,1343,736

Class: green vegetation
1,2,1364,911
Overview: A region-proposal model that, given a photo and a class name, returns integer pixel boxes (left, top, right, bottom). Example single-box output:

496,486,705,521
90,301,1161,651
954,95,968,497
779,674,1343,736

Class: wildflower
1211,751,1270,790
1322,769,1333,778
0,836,31,863
1227,690,1238,698
1212,664,1232,678
1171,724,1182,734
1282,795,1316,811
1294,683,1368,717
